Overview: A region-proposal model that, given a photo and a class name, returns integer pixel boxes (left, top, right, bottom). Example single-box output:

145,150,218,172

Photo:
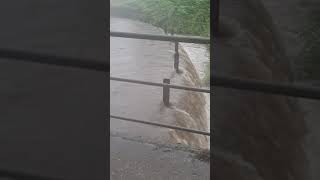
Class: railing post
163,79,170,106
174,41,179,73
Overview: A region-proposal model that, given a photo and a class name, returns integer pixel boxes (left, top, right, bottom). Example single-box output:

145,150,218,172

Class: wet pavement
110,136,210,180
110,17,177,144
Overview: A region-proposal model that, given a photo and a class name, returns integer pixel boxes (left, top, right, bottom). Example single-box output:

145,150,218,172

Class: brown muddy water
110,17,210,149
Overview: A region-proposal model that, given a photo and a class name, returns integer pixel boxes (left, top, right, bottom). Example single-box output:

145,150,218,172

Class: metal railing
111,31,320,100
109,31,320,140
0,48,108,72
110,31,210,44
110,76,211,136
211,74,320,99
110,31,211,136
110,77,210,106
111,31,210,73
111,115,210,136
1,30,320,179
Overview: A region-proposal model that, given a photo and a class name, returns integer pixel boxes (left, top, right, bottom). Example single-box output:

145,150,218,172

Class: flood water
110,17,209,149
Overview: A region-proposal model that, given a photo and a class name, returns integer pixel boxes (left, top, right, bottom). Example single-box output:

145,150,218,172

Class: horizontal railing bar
110,115,210,136
0,48,108,72
110,76,210,93
211,74,320,99
0,169,63,180
1,48,320,100
110,31,210,44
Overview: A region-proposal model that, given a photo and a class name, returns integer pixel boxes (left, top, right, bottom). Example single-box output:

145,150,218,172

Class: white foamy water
180,43,210,81
180,43,210,148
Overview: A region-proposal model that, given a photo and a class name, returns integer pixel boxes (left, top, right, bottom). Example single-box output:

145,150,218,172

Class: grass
121,0,210,37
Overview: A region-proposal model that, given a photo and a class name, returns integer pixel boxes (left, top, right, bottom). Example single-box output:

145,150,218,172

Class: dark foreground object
0,1,107,179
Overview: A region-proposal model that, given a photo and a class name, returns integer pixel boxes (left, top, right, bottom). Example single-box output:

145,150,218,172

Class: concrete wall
0,1,107,179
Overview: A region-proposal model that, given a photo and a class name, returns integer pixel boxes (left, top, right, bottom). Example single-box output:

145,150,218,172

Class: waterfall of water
180,43,210,149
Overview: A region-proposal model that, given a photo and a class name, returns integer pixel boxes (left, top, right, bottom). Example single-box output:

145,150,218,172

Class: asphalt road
110,136,209,180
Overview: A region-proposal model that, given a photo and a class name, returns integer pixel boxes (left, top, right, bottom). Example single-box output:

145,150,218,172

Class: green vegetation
299,4,320,80
120,0,210,37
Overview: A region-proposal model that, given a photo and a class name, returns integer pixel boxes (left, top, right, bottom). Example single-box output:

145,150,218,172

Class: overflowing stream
110,17,210,149
180,43,210,148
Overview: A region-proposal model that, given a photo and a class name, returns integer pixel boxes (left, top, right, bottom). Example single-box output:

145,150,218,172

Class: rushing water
180,43,210,82
180,43,210,122
180,43,210,148
110,17,210,149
